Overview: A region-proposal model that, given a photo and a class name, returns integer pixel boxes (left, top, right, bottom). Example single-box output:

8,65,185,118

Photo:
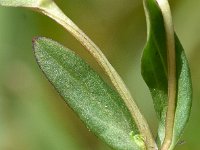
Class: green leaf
33,37,143,150
142,0,192,149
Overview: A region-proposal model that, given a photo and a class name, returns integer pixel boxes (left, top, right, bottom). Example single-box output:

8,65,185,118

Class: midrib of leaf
144,37,167,119
156,0,177,149
147,35,168,90
152,35,168,78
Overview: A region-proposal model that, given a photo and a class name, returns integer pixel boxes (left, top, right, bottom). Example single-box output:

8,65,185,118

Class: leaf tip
32,37,46,63
32,36,44,51
32,36,40,44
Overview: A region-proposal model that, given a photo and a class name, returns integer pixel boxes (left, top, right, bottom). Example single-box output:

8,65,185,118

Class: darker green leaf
33,37,142,150
142,0,192,149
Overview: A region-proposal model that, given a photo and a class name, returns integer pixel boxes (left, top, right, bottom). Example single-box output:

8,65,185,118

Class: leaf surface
142,0,192,149
33,37,143,150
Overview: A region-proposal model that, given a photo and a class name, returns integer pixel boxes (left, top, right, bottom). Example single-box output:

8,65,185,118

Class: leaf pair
0,0,192,149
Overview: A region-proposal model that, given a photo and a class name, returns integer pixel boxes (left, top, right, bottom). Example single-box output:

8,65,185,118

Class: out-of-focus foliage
0,0,199,150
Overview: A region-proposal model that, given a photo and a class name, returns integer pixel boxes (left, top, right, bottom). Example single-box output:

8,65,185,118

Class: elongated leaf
33,37,143,150
142,0,192,149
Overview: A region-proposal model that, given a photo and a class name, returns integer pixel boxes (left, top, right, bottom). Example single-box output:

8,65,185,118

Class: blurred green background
0,0,199,149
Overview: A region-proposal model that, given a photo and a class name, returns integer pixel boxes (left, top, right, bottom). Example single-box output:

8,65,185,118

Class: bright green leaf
142,0,192,149
33,37,143,150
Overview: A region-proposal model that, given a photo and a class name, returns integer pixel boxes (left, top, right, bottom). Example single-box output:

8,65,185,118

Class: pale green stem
36,1,157,149
156,0,176,150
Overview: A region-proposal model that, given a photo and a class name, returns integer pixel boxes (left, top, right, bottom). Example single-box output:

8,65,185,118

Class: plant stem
37,1,157,149
156,0,176,149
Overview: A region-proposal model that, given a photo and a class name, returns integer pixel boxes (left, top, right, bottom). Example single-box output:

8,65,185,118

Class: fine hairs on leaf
0,0,192,150
33,37,142,150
